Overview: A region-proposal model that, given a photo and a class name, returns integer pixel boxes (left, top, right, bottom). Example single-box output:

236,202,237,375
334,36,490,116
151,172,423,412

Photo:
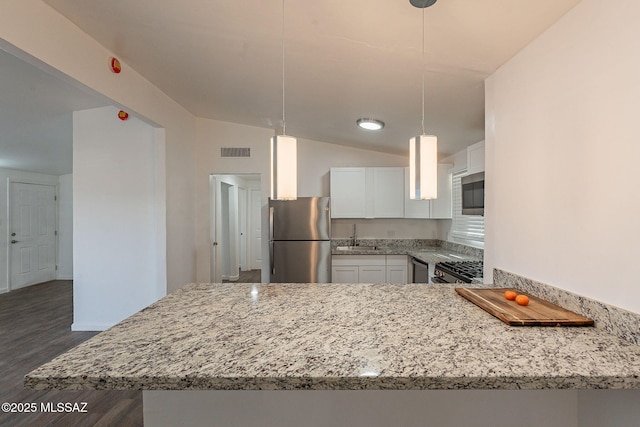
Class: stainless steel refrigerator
269,197,331,283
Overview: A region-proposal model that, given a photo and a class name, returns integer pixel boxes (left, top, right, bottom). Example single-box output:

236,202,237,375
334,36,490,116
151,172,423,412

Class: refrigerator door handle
269,206,275,275
270,241,275,276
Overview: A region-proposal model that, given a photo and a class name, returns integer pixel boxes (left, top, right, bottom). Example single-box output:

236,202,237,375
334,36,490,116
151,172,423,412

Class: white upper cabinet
466,141,485,175
330,167,404,219
371,167,405,218
331,166,451,219
330,167,367,218
404,164,452,219
430,163,453,219
404,167,431,218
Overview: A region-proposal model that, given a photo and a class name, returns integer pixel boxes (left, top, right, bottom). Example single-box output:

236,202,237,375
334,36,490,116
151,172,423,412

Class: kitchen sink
335,245,378,251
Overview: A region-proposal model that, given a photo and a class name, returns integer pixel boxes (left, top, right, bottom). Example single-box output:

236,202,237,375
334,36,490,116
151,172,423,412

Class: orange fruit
504,290,517,300
515,295,530,306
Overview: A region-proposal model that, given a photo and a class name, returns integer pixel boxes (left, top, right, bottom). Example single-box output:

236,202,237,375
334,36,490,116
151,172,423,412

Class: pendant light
409,0,438,200
270,0,297,200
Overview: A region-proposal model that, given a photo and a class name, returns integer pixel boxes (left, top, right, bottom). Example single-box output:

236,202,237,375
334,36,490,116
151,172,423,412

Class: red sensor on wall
109,56,122,74
118,110,129,121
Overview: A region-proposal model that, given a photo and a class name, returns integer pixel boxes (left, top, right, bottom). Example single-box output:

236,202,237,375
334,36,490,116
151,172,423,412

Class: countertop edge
24,375,640,391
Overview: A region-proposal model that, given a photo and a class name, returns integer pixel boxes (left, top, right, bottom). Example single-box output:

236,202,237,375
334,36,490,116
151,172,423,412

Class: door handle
269,241,275,275
269,207,274,242
11,240,20,244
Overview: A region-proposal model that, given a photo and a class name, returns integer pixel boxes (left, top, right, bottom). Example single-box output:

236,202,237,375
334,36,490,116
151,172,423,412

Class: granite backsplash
494,268,640,345
331,238,484,259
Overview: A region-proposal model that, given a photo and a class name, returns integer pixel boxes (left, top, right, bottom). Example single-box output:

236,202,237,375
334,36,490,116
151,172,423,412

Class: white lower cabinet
358,265,387,283
386,255,408,283
331,265,359,283
332,255,408,284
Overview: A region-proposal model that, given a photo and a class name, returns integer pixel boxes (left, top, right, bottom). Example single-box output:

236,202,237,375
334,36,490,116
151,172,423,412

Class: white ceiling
1,0,581,175
0,50,108,175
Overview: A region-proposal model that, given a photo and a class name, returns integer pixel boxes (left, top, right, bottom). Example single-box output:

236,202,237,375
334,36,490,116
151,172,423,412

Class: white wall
0,168,60,293
297,138,408,197
0,0,197,295
485,0,640,313
72,106,163,330
57,173,73,280
332,219,441,240
195,118,447,282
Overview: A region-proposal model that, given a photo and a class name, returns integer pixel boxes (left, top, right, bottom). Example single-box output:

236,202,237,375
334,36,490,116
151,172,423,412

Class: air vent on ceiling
220,147,251,158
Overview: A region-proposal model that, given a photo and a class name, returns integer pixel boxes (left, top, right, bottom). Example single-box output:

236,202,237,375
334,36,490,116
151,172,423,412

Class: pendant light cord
281,0,286,136
421,7,425,135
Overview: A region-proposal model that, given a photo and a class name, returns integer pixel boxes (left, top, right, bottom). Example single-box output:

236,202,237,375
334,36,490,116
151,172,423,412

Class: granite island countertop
25,282,640,391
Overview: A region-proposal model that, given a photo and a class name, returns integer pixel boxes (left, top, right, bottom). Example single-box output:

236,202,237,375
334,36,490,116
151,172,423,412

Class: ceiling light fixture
270,0,297,201
409,0,438,200
357,118,385,131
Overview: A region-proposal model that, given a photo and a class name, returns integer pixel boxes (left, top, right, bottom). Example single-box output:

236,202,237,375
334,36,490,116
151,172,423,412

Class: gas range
433,260,483,284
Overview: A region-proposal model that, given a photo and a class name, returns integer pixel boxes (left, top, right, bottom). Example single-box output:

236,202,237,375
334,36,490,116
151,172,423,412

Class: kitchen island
25,282,640,426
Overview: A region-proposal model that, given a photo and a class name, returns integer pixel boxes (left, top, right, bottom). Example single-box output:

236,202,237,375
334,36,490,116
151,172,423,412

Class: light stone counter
332,246,480,264
331,239,482,264
407,248,480,264
25,282,640,391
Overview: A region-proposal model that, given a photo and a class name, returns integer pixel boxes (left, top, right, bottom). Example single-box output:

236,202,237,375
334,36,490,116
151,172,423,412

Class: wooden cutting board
455,288,594,326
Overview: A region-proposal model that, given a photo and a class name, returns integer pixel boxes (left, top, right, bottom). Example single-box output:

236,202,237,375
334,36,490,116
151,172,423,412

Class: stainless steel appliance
411,257,430,283
433,261,483,284
269,197,331,283
461,172,485,216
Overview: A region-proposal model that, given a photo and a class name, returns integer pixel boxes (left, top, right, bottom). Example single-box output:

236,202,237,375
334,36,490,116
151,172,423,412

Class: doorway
210,174,262,283
8,181,57,290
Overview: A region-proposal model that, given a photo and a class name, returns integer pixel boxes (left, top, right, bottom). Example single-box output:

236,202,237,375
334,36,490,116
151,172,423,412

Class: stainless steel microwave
461,172,484,216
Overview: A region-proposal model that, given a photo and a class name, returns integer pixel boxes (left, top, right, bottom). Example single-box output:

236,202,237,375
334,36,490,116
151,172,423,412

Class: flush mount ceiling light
357,118,385,131
409,0,437,7
270,0,297,201
409,0,438,200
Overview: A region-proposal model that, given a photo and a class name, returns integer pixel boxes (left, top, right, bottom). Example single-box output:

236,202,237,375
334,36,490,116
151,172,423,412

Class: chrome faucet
351,224,357,247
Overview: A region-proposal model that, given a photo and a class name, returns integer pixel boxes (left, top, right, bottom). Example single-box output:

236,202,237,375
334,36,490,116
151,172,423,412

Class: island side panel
143,390,578,427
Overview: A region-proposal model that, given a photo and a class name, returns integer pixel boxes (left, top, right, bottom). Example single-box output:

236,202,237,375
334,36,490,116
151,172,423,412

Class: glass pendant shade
270,135,297,200
409,134,437,200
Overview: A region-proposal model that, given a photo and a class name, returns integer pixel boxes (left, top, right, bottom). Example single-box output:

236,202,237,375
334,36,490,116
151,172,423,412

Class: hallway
222,269,262,283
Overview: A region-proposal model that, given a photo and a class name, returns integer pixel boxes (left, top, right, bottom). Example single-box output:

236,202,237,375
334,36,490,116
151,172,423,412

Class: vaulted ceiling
1,0,582,174
0,50,107,175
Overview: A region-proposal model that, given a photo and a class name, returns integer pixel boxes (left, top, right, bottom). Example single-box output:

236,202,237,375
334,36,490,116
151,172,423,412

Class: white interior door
10,182,57,290
238,187,248,271
210,176,221,283
249,188,262,270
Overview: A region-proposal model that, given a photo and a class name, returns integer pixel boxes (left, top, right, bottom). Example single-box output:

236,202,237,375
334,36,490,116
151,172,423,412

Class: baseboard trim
0,287,8,294
56,274,73,280
71,322,113,332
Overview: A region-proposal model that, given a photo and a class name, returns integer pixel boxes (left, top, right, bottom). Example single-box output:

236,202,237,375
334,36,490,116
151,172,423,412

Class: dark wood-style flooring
0,281,143,427
1,273,262,426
